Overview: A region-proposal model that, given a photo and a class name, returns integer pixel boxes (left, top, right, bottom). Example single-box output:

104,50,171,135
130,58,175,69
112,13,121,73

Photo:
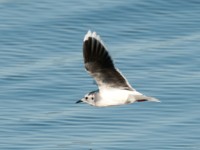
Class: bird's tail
135,95,160,102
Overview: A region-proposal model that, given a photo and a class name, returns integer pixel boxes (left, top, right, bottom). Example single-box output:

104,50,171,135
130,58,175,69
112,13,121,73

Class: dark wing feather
83,31,134,91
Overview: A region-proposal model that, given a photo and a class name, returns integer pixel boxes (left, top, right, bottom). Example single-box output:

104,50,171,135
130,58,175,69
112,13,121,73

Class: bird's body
95,88,141,107
76,31,159,107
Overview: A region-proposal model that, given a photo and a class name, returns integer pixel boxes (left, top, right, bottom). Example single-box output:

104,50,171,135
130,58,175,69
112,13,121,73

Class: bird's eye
91,97,94,100
85,97,88,100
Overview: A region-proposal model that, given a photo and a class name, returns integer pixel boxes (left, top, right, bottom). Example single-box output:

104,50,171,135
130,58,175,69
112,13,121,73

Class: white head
76,92,96,106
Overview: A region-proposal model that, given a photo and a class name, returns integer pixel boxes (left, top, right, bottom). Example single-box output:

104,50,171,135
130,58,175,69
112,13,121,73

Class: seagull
76,30,159,107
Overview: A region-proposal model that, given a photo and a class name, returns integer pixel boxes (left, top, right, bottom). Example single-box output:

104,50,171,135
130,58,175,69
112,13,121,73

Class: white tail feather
146,96,160,102
133,95,160,103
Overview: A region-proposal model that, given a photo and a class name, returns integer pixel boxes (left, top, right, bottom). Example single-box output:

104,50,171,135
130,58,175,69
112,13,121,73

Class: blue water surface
0,0,200,149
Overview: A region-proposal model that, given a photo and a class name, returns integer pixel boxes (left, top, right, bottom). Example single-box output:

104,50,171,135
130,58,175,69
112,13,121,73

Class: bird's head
76,93,96,106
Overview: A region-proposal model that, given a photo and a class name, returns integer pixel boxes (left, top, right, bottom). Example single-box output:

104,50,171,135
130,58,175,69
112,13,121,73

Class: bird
76,30,160,107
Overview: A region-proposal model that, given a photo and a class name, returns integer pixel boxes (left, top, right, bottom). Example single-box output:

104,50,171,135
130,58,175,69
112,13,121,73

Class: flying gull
76,31,159,107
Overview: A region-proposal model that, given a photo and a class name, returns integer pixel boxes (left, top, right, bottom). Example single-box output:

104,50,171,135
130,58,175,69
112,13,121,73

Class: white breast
96,88,140,107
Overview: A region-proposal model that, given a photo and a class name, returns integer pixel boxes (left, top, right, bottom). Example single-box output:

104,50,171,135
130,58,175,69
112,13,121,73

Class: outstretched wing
83,30,134,91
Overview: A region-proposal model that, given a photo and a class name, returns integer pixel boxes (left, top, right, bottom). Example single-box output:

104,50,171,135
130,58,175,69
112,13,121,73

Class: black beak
76,100,83,104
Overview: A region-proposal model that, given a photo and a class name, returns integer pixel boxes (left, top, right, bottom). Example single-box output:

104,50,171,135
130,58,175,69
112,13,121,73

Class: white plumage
76,30,159,107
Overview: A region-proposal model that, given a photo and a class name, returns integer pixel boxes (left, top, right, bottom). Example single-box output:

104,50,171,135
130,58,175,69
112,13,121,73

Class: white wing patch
84,30,106,48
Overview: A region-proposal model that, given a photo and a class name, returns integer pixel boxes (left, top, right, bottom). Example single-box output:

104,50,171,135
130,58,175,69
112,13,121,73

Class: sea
0,0,200,149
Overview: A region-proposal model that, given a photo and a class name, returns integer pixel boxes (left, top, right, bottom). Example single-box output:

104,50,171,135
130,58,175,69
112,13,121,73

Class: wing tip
83,30,102,43
83,30,92,41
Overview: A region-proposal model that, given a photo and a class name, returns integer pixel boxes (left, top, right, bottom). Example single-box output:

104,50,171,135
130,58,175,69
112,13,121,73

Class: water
0,0,200,149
